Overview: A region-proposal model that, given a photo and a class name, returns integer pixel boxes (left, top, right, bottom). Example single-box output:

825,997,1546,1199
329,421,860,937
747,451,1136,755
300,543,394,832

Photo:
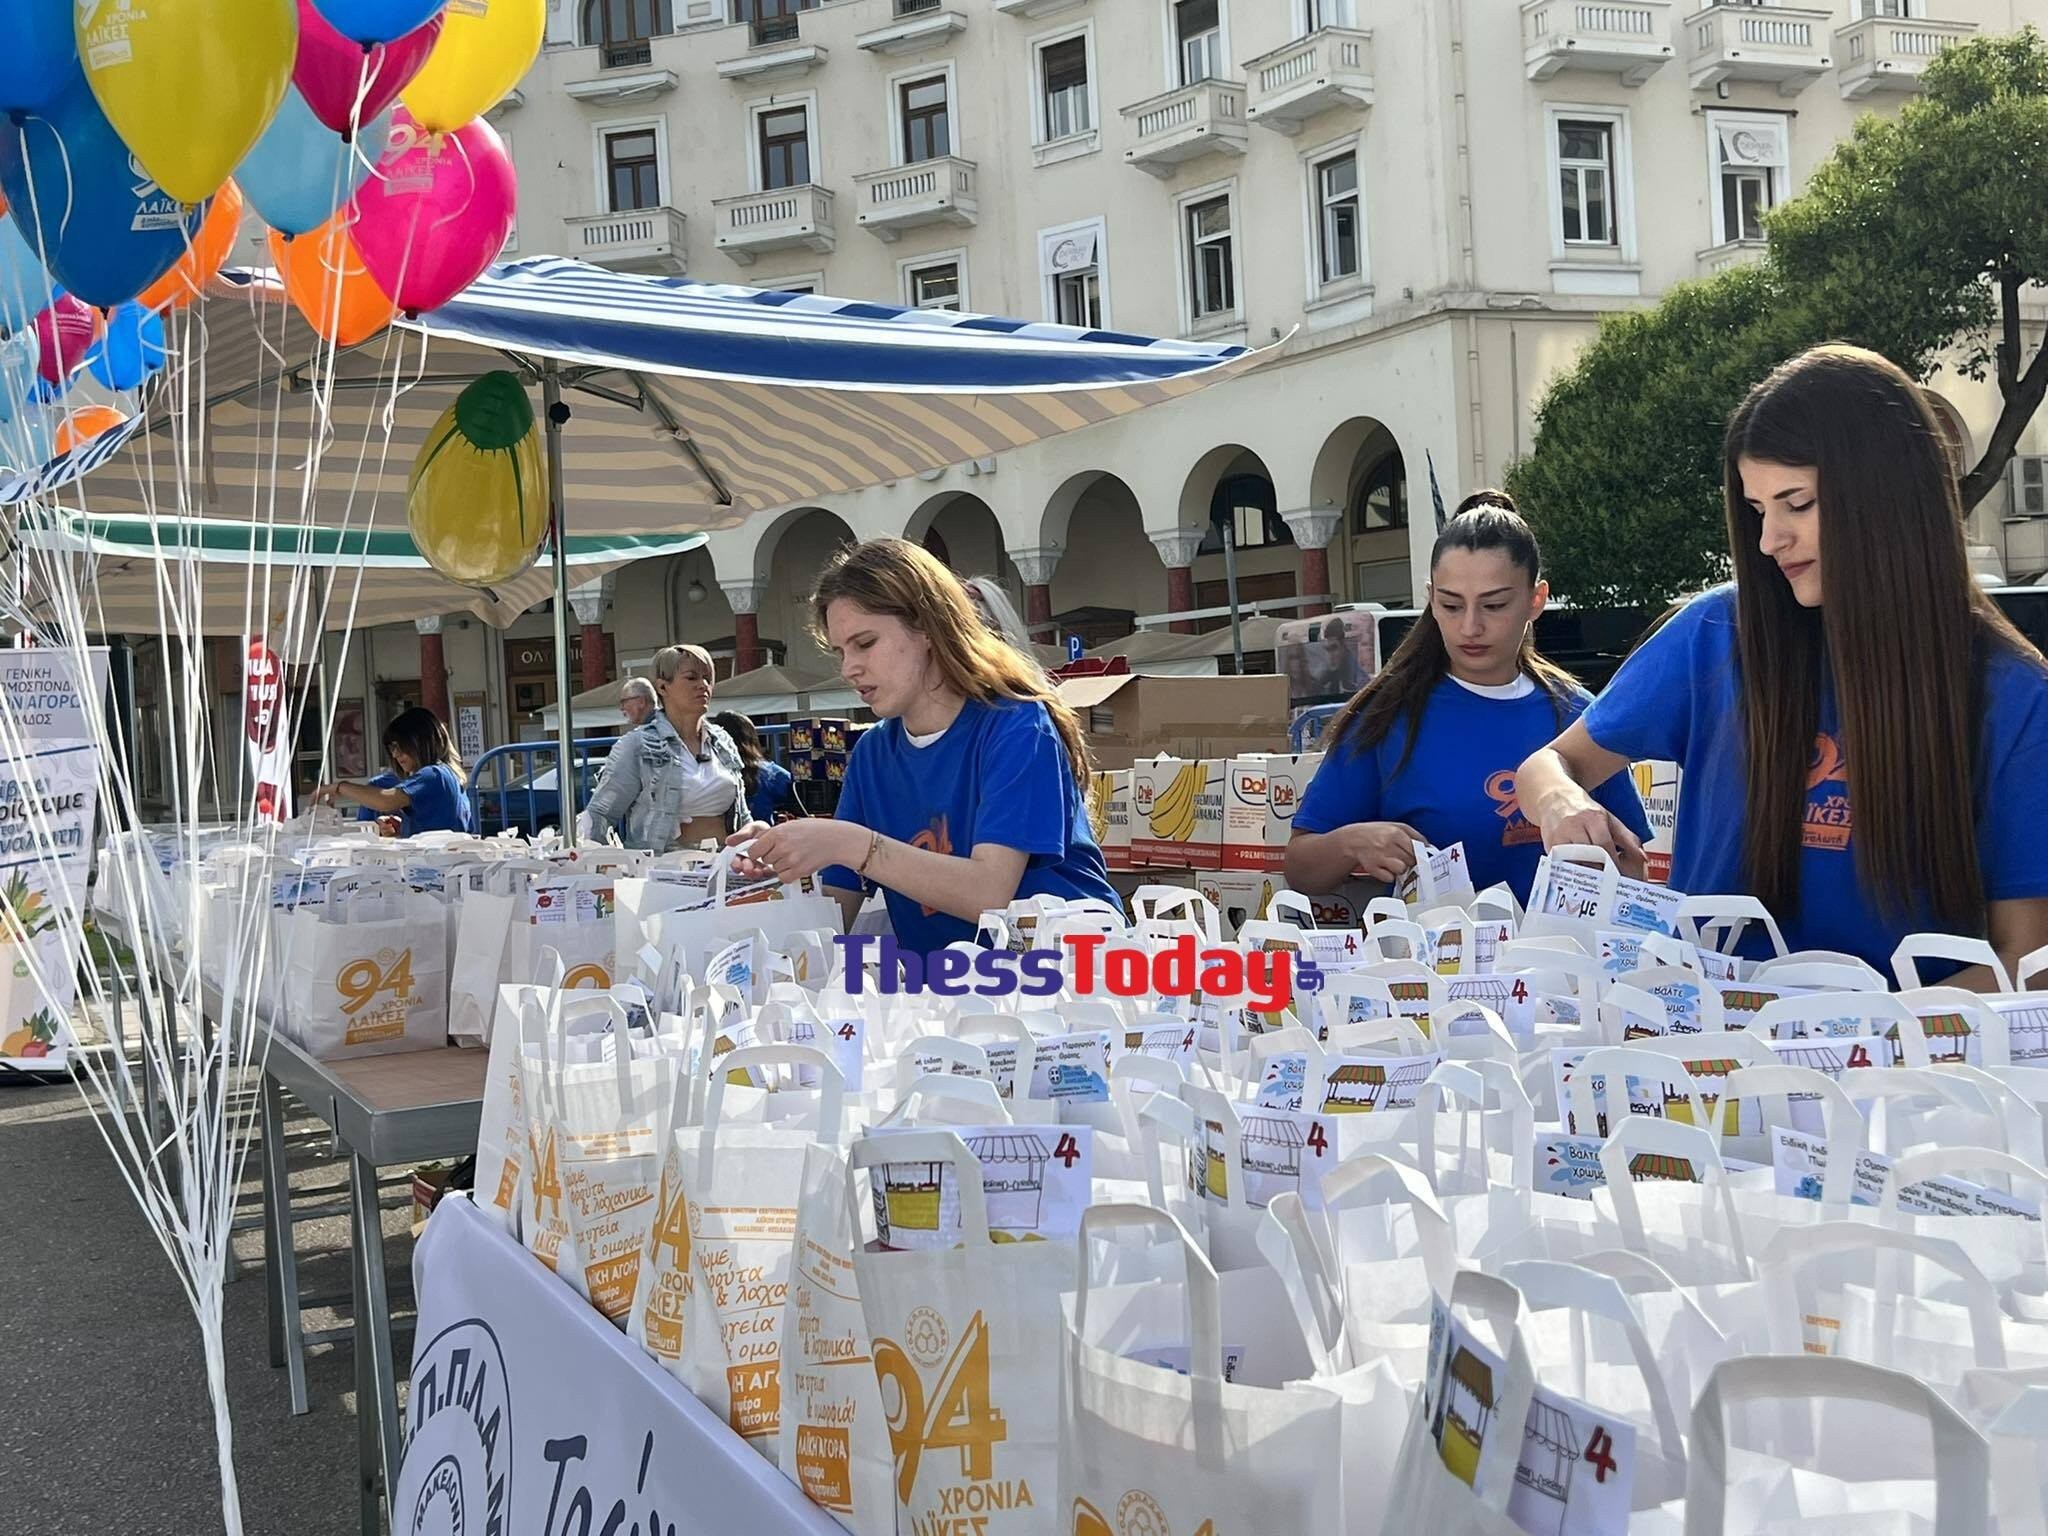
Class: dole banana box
1198,869,1279,939
1132,754,1224,869
1264,751,1320,857
1221,754,1275,872
1088,769,1134,871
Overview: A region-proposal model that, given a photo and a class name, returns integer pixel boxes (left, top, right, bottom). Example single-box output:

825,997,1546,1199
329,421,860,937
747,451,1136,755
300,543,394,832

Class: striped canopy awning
0,256,1260,532
13,509,702,633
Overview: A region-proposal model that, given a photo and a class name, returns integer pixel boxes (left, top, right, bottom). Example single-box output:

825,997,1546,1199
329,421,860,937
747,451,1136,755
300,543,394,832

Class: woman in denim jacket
580,643,744,851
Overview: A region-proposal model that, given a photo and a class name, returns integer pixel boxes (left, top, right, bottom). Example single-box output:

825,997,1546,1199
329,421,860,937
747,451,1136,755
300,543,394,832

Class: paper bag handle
1438,1269,1539,1513
1498,1258,1687,1470
1597,1113,1751,1277
1893,932,2013,993
883,1072,1011,1127
1572,1044,1710,1141
1721,1064,1863,1215
2019,942,2048,992
1110,1052,1187,1147
847,1130,991,1247
1072,1204,1229,1467
1757,1220,2006,1370
1682,1354,1990,1536
1267,889,1318,930
1677,895,1788,960
701,1045,844,1165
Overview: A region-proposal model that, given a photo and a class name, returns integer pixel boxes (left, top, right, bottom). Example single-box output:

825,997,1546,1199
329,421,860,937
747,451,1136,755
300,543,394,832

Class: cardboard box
1632,758,1681,885
1196,869,1278,938
790,719,816,753
1266,751,1320,852
1131,755,1224,869
1088,770,1133,871
1060,673,1290,773
1219,751,1322,871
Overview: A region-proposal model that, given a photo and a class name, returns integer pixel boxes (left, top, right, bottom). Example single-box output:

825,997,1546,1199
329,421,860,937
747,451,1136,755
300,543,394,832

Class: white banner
0,646,107,1073
397,1196,846,1536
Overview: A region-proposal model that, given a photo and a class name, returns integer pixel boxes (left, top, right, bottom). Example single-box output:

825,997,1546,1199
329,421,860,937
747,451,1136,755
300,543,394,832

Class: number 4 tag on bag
1426,1296,1635,1536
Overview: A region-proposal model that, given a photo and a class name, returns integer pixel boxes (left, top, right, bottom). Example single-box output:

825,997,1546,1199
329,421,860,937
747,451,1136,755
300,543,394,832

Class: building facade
285,0,2048,776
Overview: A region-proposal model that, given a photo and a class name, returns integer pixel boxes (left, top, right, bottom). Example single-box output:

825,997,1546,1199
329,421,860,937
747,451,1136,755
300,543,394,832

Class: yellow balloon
400,0,545,135
409,372,548,588
77,0,295,206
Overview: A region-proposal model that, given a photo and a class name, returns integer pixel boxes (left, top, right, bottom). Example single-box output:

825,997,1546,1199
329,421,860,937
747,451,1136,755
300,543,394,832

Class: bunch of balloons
0,0,535,427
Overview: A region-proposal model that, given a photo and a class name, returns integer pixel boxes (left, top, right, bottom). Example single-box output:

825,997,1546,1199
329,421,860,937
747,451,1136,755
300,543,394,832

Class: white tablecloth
396,1195,846,1536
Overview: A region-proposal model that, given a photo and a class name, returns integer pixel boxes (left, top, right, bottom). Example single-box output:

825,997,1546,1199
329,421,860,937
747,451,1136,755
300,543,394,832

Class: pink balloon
294,0,444,139
35,295,96,385
350,110,515,315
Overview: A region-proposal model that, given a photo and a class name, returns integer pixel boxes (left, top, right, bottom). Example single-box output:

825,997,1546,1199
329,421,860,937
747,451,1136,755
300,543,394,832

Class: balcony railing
852,155,978,239
1521,0,1674,84
1835,14,1976,97
753,13,800,45
1121,78,1249,176
563,206,686,273
1686,2,1831,95
712,184,837,264
1245,26,1374,132
601,38,654,69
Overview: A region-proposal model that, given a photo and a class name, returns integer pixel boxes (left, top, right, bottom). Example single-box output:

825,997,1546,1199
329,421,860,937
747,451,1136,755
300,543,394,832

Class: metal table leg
259,1072,311,1414
351,1150,400,1536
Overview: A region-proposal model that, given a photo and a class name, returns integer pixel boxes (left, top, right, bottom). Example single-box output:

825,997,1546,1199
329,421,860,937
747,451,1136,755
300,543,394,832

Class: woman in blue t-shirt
728,538,1116,950
314,707,478,836
1286,494,1650,899
711,710,807,825
1520,344,2048,983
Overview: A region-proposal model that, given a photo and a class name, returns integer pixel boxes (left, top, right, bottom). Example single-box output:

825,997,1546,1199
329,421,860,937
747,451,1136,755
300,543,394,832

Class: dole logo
1269,777,1297,810
1236,772,1267,798
1134,782,1154,806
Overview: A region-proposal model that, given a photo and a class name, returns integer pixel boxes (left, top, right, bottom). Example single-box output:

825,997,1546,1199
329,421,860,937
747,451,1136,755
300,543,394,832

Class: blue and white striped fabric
2,254,1260,524
425,257,1248,391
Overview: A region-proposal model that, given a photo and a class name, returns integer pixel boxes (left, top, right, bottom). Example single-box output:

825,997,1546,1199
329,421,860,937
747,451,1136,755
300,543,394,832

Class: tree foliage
1514,29,2048,605
1505,266,1824,606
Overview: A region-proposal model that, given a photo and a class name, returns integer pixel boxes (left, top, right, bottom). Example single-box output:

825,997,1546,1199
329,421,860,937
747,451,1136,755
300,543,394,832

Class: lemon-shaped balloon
78,0,295,205
408,371,547,587
400,0,544,135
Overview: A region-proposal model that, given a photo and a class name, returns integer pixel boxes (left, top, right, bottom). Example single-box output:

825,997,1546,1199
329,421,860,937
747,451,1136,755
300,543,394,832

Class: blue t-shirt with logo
1582,584,2048,970
747,759,801,824
399,763,477,837
1294,676,1651,901
820,696,1116,952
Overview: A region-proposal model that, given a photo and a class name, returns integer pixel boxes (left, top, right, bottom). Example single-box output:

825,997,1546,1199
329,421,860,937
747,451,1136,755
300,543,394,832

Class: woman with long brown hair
1520,344,2048,983
728,538,1115,946
1286,493,1648,896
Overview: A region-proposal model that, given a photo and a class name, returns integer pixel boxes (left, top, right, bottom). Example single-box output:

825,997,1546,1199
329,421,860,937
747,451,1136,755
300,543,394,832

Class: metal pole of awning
542,364,578,845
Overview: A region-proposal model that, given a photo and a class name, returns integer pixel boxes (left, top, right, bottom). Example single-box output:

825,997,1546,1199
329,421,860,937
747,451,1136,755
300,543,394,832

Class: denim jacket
583,715,744,852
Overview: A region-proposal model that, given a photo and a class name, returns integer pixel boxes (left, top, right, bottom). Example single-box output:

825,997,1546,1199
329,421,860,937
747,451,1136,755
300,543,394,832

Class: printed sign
867,1125,1093,1250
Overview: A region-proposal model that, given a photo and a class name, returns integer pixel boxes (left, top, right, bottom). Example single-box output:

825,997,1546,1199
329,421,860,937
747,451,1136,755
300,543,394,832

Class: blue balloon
0,329,38,427
0,0,78,116
237,86,390,239
311,0,447,45
84,302,167,391
0,76,209,310
0,215,55,333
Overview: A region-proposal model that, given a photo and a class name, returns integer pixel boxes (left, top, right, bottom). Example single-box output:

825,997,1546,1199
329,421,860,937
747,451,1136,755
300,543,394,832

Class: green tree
1768,27,2048,510
1511,29,2048,605
1504,266,1823,605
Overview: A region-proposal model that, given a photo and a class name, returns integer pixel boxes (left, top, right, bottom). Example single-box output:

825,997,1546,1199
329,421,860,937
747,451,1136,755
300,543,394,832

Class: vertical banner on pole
0,646,109,1072
244,639,293,824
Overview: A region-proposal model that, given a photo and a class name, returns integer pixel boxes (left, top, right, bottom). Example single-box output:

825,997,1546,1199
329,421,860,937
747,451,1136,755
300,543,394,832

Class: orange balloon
270,215,398,346
138,181,245,312
56,405,129,456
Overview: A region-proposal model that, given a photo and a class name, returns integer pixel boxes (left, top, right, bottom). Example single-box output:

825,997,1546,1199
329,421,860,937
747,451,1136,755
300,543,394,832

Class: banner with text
0,647,109,1071
396,1196,844,1536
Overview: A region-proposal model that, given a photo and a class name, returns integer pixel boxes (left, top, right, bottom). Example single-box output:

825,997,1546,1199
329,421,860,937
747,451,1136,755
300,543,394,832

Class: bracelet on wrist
855,827,882,879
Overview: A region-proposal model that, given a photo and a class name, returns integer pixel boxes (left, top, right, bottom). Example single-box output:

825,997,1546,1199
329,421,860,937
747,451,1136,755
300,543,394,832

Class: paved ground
1,1068,417,1535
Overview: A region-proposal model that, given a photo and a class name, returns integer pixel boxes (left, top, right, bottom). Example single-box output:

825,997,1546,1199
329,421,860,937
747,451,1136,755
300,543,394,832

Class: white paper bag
1061,1204,1343,1536
848,1130,1073,1535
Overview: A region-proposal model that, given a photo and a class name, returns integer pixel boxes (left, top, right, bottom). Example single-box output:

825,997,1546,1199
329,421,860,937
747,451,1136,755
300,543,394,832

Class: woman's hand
1345,820,1425,883
729,819,865,884
1539,804,1648,881
311,782,343,808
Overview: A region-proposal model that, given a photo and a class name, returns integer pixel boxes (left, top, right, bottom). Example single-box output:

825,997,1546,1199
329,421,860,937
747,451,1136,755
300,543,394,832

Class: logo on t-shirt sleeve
1486,769,1542,846
1804,733,1851,850
910,814,953,915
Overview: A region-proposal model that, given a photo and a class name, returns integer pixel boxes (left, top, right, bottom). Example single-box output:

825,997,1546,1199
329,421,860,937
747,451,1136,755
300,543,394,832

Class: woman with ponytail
729,538,1115,949
1285,492,1649,897
1521,345,2048,982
